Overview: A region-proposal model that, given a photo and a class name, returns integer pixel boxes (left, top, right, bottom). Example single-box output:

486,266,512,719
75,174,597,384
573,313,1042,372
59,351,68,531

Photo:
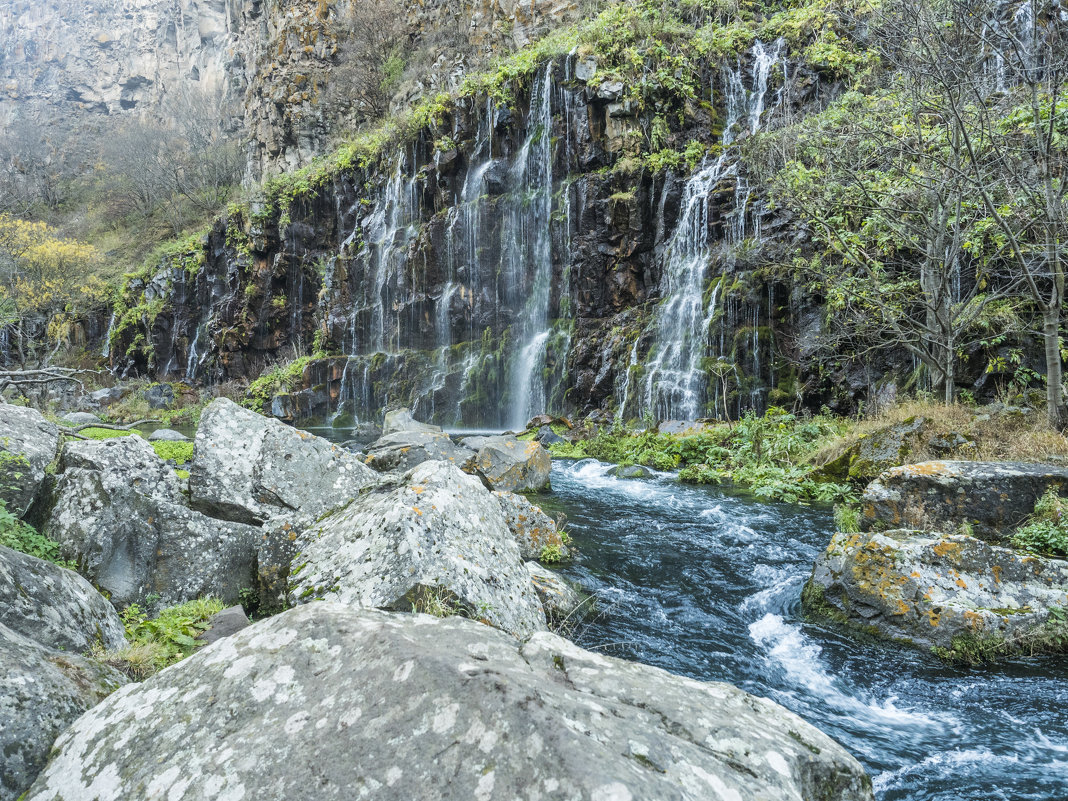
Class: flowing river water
538,459,1068,801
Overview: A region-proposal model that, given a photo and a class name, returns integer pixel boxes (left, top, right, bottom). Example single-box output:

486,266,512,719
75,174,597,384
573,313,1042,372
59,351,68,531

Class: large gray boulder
527,561,584,624
191,398,379,525
47,436,262,610
862,461,1068,543
494,490,569,561
0,545,125,653
25,604,873,801
363,429,476,473
0,403,59,516
1,623,126,801
382,407,441,434
805,529,1068,659
291,461,547,639
465,434,552,492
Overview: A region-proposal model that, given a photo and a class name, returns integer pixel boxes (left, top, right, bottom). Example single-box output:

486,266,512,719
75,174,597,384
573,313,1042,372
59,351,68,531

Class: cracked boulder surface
806,530,1068,654
291,460,547,639
862,461,1068,543
0,402,60,517
190,398,380,526
24,603,873,801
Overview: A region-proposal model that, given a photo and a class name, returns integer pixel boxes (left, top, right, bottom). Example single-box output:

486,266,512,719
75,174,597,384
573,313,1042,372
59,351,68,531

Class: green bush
98,598,224,679
1012,488,1068,557
0,500,75,569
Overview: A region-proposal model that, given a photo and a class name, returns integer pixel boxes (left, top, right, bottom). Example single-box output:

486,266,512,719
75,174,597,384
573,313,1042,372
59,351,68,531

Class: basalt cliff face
0,0,579,178
110,46,871,427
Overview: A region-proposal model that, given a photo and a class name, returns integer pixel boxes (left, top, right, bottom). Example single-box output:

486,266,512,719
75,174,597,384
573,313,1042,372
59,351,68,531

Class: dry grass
811,399,1068,468
90,640,169,681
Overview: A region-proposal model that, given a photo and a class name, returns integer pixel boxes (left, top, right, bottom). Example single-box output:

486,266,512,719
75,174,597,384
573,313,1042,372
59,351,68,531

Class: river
539,459,1068,801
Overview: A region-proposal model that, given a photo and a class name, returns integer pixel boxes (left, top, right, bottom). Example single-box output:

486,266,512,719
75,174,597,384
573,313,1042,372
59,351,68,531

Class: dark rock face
861,461,1068,544
25,604,875,801
0,403,59,517
467,435,552,492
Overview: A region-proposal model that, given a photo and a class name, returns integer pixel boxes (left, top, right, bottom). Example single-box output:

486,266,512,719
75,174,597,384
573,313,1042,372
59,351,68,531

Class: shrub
0,500,75,568
96,598,224,680
1012,488,1068,557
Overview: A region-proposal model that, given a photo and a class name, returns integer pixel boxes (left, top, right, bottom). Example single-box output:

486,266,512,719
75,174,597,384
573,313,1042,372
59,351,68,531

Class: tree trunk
1043,307,1067,428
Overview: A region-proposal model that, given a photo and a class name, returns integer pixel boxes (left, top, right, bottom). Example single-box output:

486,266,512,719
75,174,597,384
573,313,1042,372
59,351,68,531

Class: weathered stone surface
806,529,1068,656
0,545,125,654
143,383,175,409
1,623,126,801
292,461,547,639
363,429,476,473
535,424,566,445
862,461,1068,543
615,464,653,478
822,417,929,481
191,398,379,525
59,412,102,426
494,490,568,561
25,604,873,801
382,407,442,434
147,427,190,442
87,386,129,406
0,403,59,516
47,436,263,609
527,561,584,623
197,605,250,646
467,434,552,492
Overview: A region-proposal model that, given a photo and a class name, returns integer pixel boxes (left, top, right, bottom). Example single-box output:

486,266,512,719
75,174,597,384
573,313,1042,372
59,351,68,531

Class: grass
1012,488,1068,557
93,597,224,680
0,500,75,569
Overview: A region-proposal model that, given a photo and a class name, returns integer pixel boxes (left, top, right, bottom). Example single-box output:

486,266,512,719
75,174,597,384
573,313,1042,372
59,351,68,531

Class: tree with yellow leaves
0,214,107,365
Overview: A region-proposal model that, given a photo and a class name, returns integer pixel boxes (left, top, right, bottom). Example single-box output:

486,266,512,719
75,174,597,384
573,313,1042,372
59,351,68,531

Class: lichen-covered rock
0,403,60,516
1,623,126,801
25,604,874,801
862,461,1068,543
494,490,568,561
821,416,929,481
191,398,379,525
147,427,190,442
47,436,263,610
0,545,125,653
363,429,476,473
527,561,584,623
291,461,547,639
465,434,552,492
382,407,441,434
805,529,1068,657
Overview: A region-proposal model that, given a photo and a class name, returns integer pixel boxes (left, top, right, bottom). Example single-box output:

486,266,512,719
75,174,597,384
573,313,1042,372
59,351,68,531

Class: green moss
245,353,326,413
151,441,194,465
77,427,139,440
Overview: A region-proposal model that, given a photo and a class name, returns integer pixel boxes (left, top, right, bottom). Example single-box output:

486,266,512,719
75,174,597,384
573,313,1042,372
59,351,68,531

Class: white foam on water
871,748,1019,794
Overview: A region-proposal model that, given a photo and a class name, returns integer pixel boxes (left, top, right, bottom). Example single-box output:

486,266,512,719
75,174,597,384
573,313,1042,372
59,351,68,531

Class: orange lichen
932,540,961,558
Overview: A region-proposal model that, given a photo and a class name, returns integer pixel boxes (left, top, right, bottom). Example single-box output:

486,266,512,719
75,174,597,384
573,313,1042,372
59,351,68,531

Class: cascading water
631,39,787,421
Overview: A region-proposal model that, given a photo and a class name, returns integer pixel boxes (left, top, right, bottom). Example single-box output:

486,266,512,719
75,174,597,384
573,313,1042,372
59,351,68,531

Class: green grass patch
96,598,225,680
151,441,194,465
78,427,140,440
1012,488,1068,557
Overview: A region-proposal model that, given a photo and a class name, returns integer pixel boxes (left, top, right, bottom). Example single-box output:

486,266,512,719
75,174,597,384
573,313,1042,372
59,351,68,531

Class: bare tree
326,0,410,122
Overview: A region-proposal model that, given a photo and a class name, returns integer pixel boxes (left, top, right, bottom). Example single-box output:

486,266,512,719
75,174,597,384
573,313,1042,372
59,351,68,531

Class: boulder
2,624,127,801
527,562,584,623
615,464,652,478
0,545,125,653
821,416,929,481
191,398,379,525
25,605,874,801
196,605,250,645
291,461,547,639
47,436,263,610
1,403,60,517
143,383,175,409
147,427,190,442
494,490,568,561
805,529,1068,659
59,411,102,426
862,461,1068,543
535,424,566,445
87,386,129,407
382,407,441,434
363,429,476,474
467,434,552,492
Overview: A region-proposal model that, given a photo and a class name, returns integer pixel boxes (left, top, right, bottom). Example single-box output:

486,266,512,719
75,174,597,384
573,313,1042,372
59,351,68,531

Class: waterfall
101,311,116,360
632,39,788,421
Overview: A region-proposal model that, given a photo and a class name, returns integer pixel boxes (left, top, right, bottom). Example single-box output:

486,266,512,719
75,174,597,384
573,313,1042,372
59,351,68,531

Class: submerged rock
805,529,1068,658
2,624,127,801
291,460,546,639
363,429,476,473
615,464,652,478
0,544,125,654
494,490,569,561
466,434,552,492
0,403,59,517
191,398,379,525
47,436,263,610
25,604,874,801
862,461,1068,543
